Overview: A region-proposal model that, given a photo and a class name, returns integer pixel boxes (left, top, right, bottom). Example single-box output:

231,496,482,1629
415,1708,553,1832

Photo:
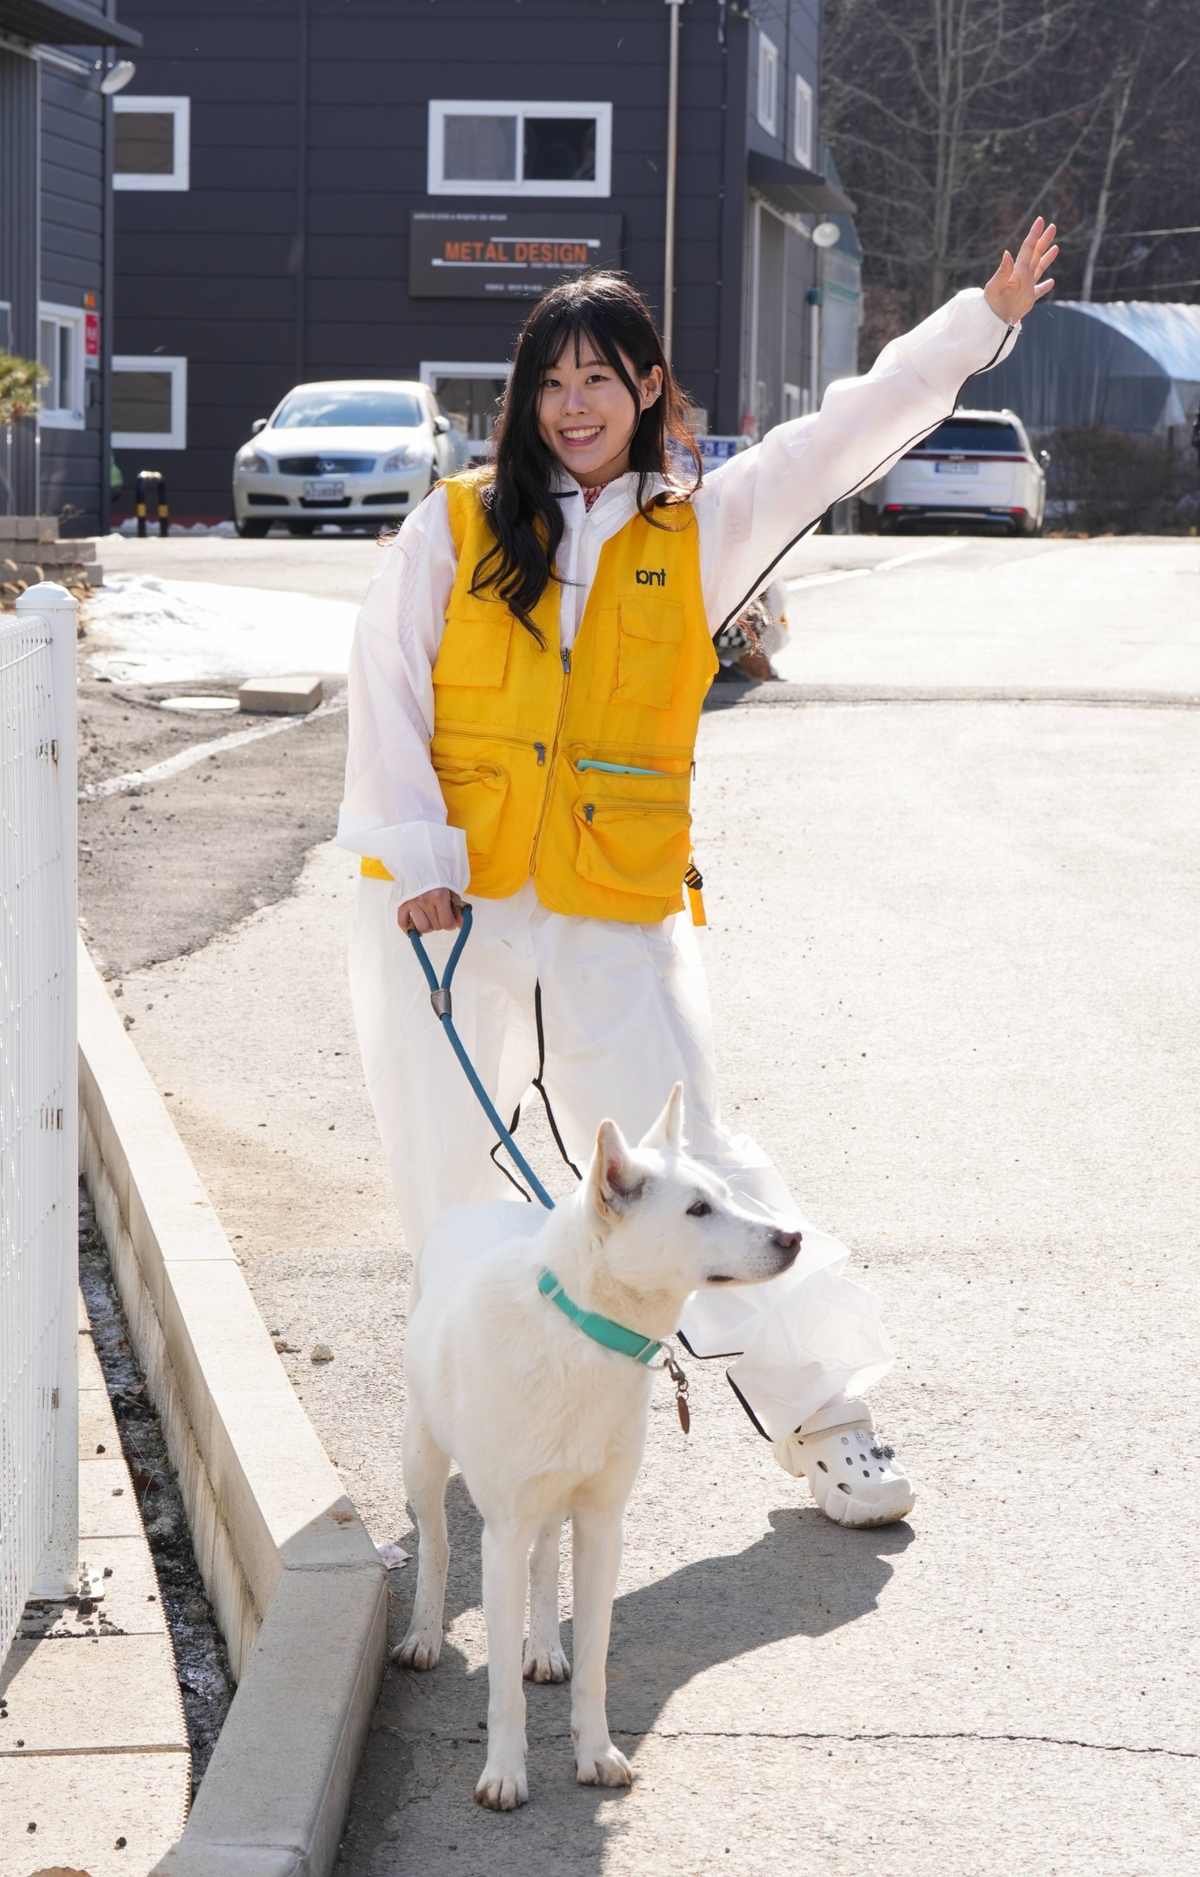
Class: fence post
17,582,80,1599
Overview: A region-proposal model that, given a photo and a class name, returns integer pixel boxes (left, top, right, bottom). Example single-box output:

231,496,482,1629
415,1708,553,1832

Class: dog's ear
639,1081,685,1151
591,1118,645,1222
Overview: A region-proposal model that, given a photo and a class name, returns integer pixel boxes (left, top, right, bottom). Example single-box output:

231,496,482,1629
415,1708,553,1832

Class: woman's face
536,338,663,487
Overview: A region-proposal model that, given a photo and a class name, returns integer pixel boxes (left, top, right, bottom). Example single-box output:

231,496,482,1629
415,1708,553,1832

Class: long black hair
472,270,702,638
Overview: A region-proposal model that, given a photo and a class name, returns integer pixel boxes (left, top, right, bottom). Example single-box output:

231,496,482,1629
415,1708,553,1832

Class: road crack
611,1727,1197,1759
385,1724,1196,1762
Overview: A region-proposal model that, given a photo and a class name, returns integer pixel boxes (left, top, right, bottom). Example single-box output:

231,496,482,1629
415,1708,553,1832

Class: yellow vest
364,473,717,922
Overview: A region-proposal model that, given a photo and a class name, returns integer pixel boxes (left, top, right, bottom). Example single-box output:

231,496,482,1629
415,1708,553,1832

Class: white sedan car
232,379,469,536
867,408,1049,536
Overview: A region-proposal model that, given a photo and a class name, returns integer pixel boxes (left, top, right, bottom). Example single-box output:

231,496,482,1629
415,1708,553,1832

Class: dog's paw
391,1627,441,1672
575,1742,632,1788
474,1758,529,1811
523,1638,571,1684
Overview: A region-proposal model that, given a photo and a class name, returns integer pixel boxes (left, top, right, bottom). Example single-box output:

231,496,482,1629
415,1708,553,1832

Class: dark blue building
109,0,855,521
0,0,141,533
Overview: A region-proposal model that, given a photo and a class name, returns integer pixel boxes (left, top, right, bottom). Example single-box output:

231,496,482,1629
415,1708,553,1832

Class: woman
339,218,1056,1528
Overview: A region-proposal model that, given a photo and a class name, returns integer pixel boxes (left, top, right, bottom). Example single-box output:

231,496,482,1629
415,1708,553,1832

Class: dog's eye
687,1199,712,1218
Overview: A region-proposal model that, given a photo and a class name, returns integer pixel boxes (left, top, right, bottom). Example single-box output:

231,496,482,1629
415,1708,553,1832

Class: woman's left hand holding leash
983,217,1058,325
397,887,463,934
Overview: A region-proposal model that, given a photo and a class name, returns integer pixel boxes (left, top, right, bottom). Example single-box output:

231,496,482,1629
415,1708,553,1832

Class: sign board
696,435,751,472
84,310,100,369
409,213,622,299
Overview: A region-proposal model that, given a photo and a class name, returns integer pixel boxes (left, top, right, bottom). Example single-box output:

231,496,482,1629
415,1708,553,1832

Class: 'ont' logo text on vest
635,568,666,586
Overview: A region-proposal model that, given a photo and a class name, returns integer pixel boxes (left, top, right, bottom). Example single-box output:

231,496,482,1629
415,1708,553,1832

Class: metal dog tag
664,1351,691,1435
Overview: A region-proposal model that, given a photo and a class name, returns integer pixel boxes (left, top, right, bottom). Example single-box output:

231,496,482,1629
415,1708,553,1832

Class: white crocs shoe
773,1400,916,1527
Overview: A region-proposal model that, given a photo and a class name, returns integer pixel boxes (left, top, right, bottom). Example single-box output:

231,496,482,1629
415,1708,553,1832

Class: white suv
867,408,1048,536
232,379,469,536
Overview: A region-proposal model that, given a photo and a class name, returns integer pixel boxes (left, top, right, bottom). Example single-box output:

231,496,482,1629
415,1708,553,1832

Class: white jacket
337,289,1017,903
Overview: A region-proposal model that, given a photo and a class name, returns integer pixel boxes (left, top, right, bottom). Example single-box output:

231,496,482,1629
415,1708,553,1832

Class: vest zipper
534,742,546,765
528,644,573,874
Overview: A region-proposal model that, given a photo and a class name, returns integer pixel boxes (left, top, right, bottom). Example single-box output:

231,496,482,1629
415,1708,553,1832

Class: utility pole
662,0,684,363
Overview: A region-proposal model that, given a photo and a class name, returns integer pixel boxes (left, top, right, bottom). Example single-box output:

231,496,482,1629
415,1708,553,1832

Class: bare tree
1072,1,1194,301
824,0,1200,327
824,0,1093,322
1078,64,1135,302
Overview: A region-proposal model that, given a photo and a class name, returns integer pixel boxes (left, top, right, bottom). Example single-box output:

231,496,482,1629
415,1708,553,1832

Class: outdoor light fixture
100,61,137,95
812,220,841,249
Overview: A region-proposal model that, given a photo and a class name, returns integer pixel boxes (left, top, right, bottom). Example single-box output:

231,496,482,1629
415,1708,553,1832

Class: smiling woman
472,271,699,635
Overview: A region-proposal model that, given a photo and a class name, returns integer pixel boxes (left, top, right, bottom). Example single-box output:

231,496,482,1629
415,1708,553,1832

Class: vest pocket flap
433,758,510,855
614,599,686,710
432,609,513,689
573,798,691,899
617,598,685,643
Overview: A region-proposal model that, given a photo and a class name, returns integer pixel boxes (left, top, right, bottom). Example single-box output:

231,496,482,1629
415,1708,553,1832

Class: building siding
40,61,106,533
114,0,838,516
0,47,40,514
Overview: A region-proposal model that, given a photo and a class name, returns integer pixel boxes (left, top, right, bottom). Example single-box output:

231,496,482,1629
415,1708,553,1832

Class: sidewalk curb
76,937,387,1877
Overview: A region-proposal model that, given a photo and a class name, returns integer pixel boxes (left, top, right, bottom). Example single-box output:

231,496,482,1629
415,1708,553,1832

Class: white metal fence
1,584,78,1662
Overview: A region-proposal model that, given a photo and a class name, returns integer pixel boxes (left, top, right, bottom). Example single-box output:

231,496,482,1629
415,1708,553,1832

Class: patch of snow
83,574,358,684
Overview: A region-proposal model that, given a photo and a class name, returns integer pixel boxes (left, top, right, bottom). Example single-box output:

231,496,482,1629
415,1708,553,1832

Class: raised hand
984,218,1057,325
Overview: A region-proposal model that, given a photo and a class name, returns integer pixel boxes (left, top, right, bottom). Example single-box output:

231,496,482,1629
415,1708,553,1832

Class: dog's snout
771,1228,802,1264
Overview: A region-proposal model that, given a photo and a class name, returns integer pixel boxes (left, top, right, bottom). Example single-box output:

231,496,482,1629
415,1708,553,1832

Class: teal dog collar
537,1269,662,1365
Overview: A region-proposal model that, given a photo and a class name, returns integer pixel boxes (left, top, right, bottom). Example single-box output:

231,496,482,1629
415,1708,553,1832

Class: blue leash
407,904,555,1210
406,902,694,1423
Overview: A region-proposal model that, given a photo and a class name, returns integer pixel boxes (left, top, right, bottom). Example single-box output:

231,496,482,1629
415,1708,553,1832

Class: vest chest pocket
432,608,513,690
612,599,685,710
432,757,510,856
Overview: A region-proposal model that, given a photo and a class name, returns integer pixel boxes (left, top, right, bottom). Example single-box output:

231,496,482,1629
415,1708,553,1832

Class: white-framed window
427,101,612,197
113,96,190,191
756,34,779,136
793,74,814,168
38,303,86,429
111,356,188,449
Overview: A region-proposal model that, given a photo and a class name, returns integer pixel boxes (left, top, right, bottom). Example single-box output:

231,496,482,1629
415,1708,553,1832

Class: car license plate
933,461,979,475
303,478,344,500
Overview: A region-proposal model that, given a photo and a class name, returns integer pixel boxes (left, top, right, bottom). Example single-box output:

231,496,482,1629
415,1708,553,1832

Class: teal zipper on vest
576,758,663,776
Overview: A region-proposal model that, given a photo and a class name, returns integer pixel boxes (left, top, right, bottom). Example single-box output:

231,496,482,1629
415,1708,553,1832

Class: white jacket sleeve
695,288,1018,631
335,488,470,900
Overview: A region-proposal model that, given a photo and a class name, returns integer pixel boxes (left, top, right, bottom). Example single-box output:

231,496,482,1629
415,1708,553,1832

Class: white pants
349,878,894,1441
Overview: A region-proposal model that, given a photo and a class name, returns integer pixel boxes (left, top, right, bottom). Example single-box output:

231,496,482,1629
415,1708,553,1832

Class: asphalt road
100,530,385,603
78,534,1200,1876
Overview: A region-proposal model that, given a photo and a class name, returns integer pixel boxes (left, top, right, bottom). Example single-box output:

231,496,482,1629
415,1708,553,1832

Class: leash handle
407,905,556,1211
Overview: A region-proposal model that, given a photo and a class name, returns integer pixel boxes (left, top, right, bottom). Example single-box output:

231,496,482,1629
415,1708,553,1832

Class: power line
1095,280,1200,294
1104,225,1200,240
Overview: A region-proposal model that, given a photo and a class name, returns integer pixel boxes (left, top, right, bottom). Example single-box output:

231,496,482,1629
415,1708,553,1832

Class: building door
749,201,787,436
420,363,509,462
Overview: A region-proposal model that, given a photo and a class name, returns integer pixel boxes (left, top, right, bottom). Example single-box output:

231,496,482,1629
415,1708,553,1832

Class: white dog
394,1084,801,1810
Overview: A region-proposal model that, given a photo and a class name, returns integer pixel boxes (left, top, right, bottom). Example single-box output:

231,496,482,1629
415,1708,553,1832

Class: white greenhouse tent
967,300,1200,435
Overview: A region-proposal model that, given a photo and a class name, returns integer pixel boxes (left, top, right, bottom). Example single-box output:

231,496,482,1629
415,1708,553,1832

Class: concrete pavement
79,536,1200,1875
0,1293,191,1877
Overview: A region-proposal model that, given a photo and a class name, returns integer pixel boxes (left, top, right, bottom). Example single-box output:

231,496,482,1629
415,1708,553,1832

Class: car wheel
235,518,269,538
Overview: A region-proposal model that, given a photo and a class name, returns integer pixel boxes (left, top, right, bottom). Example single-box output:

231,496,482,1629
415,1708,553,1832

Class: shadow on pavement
339,1478,911,1873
